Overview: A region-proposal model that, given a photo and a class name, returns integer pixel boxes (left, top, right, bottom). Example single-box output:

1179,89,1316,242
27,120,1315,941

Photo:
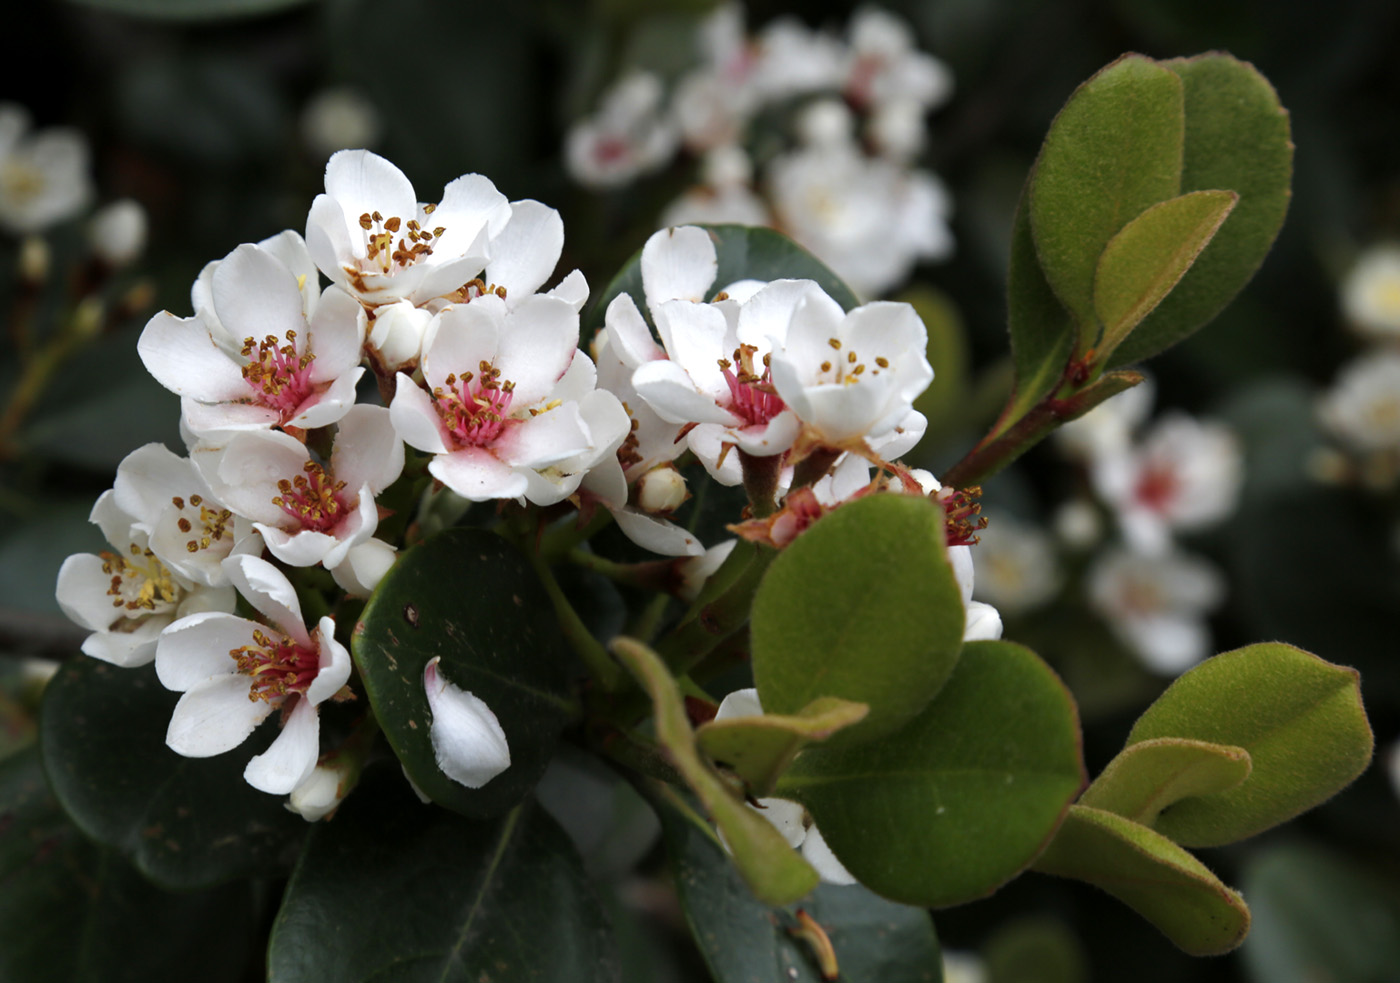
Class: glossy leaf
1078,737,1252,828
352,527,574,819
1029,55,1184,338
1125,643,1372,847
267,767,619,983
1093,190,1238,358
0,745,256,983
1110,54,1293,366
779,640,1084,907
751,493,965,746
696,696,869,797
1032,805,1250,956
585,224,861,334
611,637,819,905
660,803,944,983
39,658,306,889
1241,843,1400,983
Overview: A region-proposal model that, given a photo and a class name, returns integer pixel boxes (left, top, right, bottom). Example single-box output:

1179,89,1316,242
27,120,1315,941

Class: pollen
240,331,317,419
433,359,517,447
100,546,180,613
231,628,321,703
272,461,349,534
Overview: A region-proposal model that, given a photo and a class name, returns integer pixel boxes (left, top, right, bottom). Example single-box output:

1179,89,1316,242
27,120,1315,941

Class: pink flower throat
434,361,516,447
241,331,315,418
719,345,785,427
232,628,319,702
273,461,350,533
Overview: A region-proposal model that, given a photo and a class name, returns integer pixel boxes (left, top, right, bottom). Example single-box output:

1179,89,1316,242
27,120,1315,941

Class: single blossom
964,513,1061,616
1341,244,1400,339
565,72,678,189
1318,350,1400,453
0,103,93,234
424,657,511,789
1086,546,1225,675
156,554,352,795
843,7,953,113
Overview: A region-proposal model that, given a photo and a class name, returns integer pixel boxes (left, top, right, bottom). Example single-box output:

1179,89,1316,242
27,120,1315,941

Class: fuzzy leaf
696,696,869,797
1033,805,1250,956
1078,737,1252,828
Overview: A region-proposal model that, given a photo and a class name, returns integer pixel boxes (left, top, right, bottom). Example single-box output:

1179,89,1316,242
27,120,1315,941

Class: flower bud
89,199,147,268
796,99,855,148
286,763,349,822
368,300,432,370
636,465,688,514
300,87,382,161
18,234,48,283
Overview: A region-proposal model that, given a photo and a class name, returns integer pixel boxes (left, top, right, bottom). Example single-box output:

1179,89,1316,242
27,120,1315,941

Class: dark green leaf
1029,55,1185,337
1093,190,1238,358
65,0,312,17
779,640,1084,907
267,767,619,983
0,745,256,983
661,803,944,983
983,917,1088,983
1078,737,1252,828
39,659,306,889
696,696,869,797
353,527,574,819
585,225,862,336
751,494,965,746
0,500,103,617
1125,643,1372,847
1110,54,1293,366
1032,805,1250,956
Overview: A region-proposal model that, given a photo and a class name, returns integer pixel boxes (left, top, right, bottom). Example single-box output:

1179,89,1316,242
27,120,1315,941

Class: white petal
641,225,717,305
632,359,735,426
389,376,451,454
155,611,255,691
288,368,364,431
306,285,368,384
801,824,858,885
212,243,307,345
113,443,199,530
752,796,807,848
714,687,763,720
494,295,579,407
603,293,664,367
81,618,167,668
181,398,279,436
425,657,511,788
286,764,345,822
331,404,405,495
222,554,308,645
260,526,338,568
545,269,590,312
243,696,320,794
166,673,272,757
307,617,352,705
138,312,247,401
330,538,397,598
429,449,528,502
948,544,974,607
962,601,1003,642
324,150,416,244
56,553,123,632
497,407,592,469
486,199,564,299
610,507,705,556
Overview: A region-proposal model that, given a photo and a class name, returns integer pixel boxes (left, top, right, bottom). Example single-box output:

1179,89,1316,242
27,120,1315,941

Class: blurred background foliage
3,0,1400,980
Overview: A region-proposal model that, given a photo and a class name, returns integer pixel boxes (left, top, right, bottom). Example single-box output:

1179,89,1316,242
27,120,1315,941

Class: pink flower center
433,361,516,447
1134,462,1180,513
232,628,320,703
241,331,316,419
719,344,785,427
272,461,350,533
358,209,445,274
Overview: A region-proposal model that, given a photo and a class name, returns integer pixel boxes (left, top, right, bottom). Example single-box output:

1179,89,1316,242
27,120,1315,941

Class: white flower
844,7,953,112
55,491,236,669
1056,376,1156,461
195,404,404,569
565,72,678,189
1091,413,1242,555
661,146,770,228
672,5,759,152
1087,547,1225,675
389,294,601,504
969,514,1061,615
300,87,382,161
748,18,847,102
330,538,398,599
0,104,93,234
156,554,351,795
424,656,510,788
1319,350,1400,453
139,238,366,436
88,199,147,268
713,688,856,886
1342,244,1400,339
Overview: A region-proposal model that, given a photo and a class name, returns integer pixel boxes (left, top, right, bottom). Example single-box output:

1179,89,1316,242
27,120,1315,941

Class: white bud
700,144,754,188
368,301,433,369
286,764,347,822
89,199,147,268
796,99,855,148
18,234,48,282
1053,499,1102,549
636,466,688,514
301,87,382,161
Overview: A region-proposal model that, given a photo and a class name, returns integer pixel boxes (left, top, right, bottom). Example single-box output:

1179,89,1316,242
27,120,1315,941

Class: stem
540,508,613,559
566,549,682,593
738,449,783,517
0,327,84,460
527,548,625,693
789,446,842,491
627,592,672,644
940,369,1143,488
594,726,684,786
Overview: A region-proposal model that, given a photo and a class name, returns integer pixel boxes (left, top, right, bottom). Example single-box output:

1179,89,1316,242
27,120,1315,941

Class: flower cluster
566,4,954,298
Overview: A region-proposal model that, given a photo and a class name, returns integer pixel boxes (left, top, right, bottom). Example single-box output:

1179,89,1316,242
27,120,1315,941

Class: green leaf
982,917,1089,983
1032,805,1250,956
751,494,965,746
779,640,1084,907
39,659,306,889
1029,55,1185,338
660,803,944,983
352,527,574,820
696,696,869,797
0,745,257,983
610,637,819,906
1093,190,1238,358
1125,643,1373,847
585,224,862,336
1241,843,1400,983
267,767,619,983
1110,54,1293,366
1077,737,1252,828
64,0,312,18
1002,174,1076,432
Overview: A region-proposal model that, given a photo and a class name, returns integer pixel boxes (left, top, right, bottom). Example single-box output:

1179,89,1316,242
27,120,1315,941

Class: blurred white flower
844,7,953,113
300,87,382,161
88,199,147,268
1056,376,1156,462
1318,349,1400,453
1341,244,1400,339
971,514,1061,615
0,104,92,234
566,72,678,189
1087,547,1224,675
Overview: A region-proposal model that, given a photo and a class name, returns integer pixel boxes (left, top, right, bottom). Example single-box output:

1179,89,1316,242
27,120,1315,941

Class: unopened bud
89,199,147,268
18,234,49,283
286,763,348,822
72,296,105,341
367,301,432,370
301,87,383,161
636,466,688,514
1053,499,1101,549
796,99,855,148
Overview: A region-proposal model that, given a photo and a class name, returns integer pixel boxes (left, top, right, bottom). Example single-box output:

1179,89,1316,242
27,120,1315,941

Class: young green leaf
696,696,869,797
1125,643,1372,847
611,637,820,906
1093,190,1238,359
1077,737,1251,828
1029,54,1185,340
268,768,619,983
750,493,965,746
1032,805,1250,956
1109,54,1293,367
39,659,307,890
778,640,1084,907
353,527,575,820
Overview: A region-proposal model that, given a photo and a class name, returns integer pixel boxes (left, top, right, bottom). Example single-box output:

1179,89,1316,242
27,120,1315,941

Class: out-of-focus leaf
696,696,868,797
1078,737,1252,828
1033,805,1250,956
267,768,619,983
65,0,312,17
751,494,964,746
780,640,1084,907
534,746,661,879
982,916,1088,983
353,527,574,820
40,659,306,889
0,500,103,618
1125,643,1372,847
